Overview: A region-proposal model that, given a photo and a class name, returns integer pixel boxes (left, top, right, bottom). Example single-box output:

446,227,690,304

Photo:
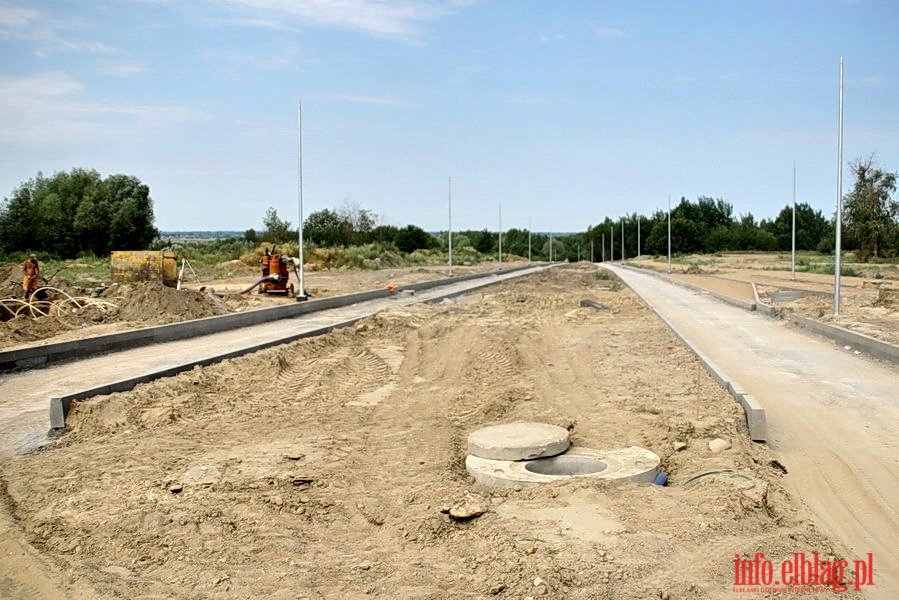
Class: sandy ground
0,264,498,351
630,254,899,347
0,263,874,599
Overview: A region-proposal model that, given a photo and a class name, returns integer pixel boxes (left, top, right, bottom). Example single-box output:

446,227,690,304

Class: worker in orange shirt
21,254,40,302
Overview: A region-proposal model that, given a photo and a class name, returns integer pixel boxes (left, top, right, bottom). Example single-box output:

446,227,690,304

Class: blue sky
1,1,897,234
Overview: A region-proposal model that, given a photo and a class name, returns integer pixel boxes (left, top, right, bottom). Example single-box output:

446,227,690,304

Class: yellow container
111,251,178,287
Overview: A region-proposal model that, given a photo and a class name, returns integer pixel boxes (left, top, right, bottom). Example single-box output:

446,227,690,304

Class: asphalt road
604,264,899,600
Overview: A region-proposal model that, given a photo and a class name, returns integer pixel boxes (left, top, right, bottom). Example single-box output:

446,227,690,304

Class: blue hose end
653,472,668,486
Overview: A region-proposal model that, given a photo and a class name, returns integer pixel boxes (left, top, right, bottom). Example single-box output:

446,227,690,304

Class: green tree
469,229,495,254
304,208,349,246
842,157,898,260
337,198,377,245
0,169,157,257
262,207,293,244
104,174,158,250
394,225,434,254
370,224,399,244
501,228,531,258
764,203,833,252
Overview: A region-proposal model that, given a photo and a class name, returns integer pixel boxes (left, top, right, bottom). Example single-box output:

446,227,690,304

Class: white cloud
856,75,888,87
0,72,209,145
595,27,626,38
0,2,119,57
99,61,148,77
0,3,39,30
538,33,566,43
220,0,473,42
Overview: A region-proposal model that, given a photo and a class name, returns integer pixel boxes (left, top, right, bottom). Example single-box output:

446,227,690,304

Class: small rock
101,565,132,578
708,438,732,453
448,501,487,521
673,441,687,452
533,576,551,594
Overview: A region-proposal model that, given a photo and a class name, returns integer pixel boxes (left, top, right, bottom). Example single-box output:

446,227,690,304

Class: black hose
239,276,277,295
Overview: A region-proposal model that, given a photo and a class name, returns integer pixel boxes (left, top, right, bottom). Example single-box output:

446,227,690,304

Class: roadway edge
603,264,767,442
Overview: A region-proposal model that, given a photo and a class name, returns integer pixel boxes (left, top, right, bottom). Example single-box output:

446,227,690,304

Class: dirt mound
0,281,236,351
0,263,23,298
106,282,232,324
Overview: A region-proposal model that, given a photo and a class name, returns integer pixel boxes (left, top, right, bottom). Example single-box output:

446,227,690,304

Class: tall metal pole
448,177,453,277
528,217,532,263
590,239,594,263
791,161,797,281
549,227,554,262
667,194,672,274
498,203,502,265
637,216,641,258
296,100,307,300
835,57,844,315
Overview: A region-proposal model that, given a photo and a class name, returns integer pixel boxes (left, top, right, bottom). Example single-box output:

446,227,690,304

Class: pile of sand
104,282,232,324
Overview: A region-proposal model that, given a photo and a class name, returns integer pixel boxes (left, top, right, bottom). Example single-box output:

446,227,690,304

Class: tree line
578,157,897,263
2,157,896,262
0,168,158,258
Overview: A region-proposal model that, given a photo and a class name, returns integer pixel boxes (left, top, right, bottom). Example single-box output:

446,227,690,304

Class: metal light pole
667,194,672,274
498,203,502,265
528,217,532,263
550,228,554,262
834,57,844,316
448,177,453,277
296,101,307,301
791,161,797,281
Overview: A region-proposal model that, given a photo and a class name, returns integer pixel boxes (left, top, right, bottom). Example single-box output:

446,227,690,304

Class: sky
1,1,897,234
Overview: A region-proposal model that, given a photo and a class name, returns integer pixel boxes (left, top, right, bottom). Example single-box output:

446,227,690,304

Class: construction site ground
0,255,897,599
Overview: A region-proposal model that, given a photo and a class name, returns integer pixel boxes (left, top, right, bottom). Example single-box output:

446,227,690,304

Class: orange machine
259,249,295,295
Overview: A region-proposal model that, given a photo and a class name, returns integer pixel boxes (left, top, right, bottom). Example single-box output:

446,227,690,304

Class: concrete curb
788,315,899,364
605,264,767,442
619,263,899,366
752,283,778,317
46,263,554,429
1,264,538,373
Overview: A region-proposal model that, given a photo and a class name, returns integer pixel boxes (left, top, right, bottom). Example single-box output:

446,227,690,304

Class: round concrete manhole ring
524,454,607,476
465,446,661,488
467,422,571,461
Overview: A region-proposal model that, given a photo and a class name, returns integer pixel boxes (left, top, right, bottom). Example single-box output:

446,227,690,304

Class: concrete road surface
605,264,899,599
